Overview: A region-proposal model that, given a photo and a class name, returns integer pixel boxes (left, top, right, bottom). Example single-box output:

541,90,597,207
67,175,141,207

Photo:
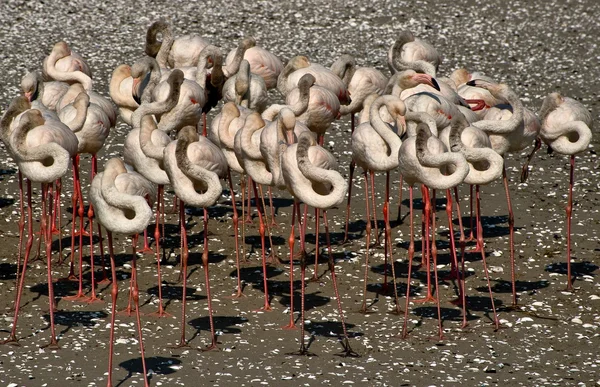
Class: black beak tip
466,80,476,87
432,78,441,91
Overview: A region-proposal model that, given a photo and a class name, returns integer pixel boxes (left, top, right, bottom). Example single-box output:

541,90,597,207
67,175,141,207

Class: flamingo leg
381,172,390,294
64,160,90,301
565,155,575,291
296,227,311,356
252,182,272,312
444,189,460,281
240,175,248,263
310,207,320,282
64,156,79,281
15,171,25,298
416,186,435,303
130,234,150,387
227,171,245,299
267,186,277,228
2,179,33,345
430,190,445,340
467,184,475,242
369,170,380,246
150,186,170,317
502,163,517,306
258,184,278,264
475,185,500,330
396,174,404,223
244,176,253,224
282,201,298,330
383,172,401,314
175,200,190,347
55,179,63,265
323,210,358,356
401,185,415,339
343,114,356,244
201,209,219,351
359,171,373,314
106,231,118,387
41,183,59,349
451,187,470,328
453,187,466,251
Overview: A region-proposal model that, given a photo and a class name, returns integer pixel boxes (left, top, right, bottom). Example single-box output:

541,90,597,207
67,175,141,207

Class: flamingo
163,126,228,350
42,41,92,84
21,71,69,111
123,69,184,316
109,64,139,125
1,99,78,348
538,92,593,290
350,95,406,313
388,30,441,76
397,121,469,338
278,55,350,105
90,157,155,387
225,43,283,89
281,130,356,356
222,59,268,112
145,20,210,69
468,79,541,306
440,113,505,329
222,37,257,78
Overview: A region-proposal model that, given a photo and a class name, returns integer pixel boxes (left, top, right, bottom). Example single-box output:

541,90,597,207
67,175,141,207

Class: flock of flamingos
0,20,593,386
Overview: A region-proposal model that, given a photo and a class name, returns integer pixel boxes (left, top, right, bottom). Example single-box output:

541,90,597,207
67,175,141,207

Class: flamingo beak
24,91,33,102
414,73,441,91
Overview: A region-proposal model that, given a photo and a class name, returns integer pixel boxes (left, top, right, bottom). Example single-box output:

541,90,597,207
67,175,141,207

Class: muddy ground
0,0,599,386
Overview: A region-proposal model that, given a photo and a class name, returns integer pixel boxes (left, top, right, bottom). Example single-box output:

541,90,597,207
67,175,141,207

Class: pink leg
240,175,248,263
415,186,435,303
106,231,118,387
565,155,575,291
369,171,380,246
130,235,150,387
396,174,404,223
401,186,415,339
258,184,278,264
502,163,517,306
310,208,320,282
430,190,445,340
323,211,358,356
174,200,190,347
467,185,475,242
443,189,460,281
282,201,299,330
150,186,170,317
41,183,59,349
227,172,245,299
62,157,80,281
359,171,374,314
343,114,356,244
244,176,253,224
201,209,218,351
252,182,272,312
2,180,33,345
268,187,277,228
475,185,500,330
383,173,401,314
15,171,25,298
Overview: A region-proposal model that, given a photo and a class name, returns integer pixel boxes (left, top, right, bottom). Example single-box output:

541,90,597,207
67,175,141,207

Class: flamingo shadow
42,310,108,336
117,356,182,387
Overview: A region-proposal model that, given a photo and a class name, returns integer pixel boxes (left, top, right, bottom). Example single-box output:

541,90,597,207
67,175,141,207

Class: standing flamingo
281,130,356,356
468,79,540,306
351,95,406,313
538,92,592,290
397,121,469,338
225,42,283,89
90,157,155,387
163,126,228,349
440,113,505,329
388,30,441,76
1,101,78,348
145,20,210,69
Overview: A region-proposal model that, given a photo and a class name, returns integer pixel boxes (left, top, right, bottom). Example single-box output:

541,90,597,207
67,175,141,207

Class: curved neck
63,93,90,132
218,104,241,149
235,60,251,105
294,133,347,208
369,96,403,165
109,65,137,108
474,88,524,134
405,110,438,137
224,38,253,78
175,133,223,207
330,55,355,87
141,59,162,104
1,97,30,143
415,124,468,189
152,24,174,69
543,120,592,155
